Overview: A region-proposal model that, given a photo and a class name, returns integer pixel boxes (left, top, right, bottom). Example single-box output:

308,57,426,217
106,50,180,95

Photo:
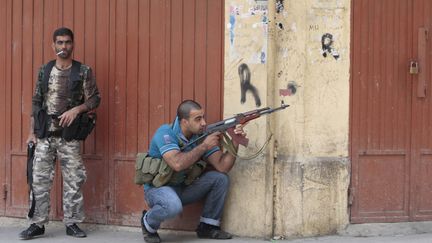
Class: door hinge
348,187,354,206
3,184,8,200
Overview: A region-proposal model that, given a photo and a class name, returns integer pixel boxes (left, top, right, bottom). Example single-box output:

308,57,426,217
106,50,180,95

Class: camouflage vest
40,60,89,110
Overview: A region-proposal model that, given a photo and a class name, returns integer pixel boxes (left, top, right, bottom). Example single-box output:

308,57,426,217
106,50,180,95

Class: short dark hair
177,100,202,121
53,27,74,42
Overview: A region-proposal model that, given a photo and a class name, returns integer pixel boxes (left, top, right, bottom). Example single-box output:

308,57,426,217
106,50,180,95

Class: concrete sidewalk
2,217,432,243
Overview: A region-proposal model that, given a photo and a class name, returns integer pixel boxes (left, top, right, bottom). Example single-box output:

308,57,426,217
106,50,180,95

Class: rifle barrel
259,104,289,115
181,104,289,150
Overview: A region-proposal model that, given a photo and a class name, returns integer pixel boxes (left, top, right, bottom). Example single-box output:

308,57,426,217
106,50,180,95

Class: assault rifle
27,141,36,218
182,104,289,150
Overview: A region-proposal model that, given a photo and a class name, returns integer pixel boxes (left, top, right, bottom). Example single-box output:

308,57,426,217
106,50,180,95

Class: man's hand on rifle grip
202,131,222,150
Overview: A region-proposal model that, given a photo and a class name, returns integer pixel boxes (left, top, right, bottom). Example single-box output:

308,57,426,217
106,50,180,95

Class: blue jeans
143,171,229,232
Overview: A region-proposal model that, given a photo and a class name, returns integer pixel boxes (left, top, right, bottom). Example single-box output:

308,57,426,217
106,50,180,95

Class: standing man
19,27,101,240
140,100,246,243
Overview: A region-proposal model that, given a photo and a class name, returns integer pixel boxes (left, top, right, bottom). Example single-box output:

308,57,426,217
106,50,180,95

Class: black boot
141,210,161,243
66,223,87,238
196,222,232,239
18,223,45,240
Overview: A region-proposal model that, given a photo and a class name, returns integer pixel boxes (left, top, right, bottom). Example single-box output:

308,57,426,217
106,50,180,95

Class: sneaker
18,223,45,240
196,222,232,239
141,210,161,243
66,223,87,238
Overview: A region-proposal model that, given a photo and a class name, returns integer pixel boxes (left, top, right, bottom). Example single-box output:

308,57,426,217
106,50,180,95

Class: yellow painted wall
223,0,350,238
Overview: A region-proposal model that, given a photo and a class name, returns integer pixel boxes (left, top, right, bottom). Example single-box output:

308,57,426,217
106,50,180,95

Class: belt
47,130,62,137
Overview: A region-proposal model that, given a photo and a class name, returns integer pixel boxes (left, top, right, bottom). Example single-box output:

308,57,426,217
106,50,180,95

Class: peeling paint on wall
249,1,268,15
229,6,239,46
259,7,268,64
279,47,289,58
255,0,268,5
227,0,268,64
224,0,351,238
239,63,261,107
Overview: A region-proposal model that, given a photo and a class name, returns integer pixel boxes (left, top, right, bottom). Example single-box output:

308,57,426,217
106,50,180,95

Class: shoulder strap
42,60,82,88
41,59,82,93
221,132,273,160
70,60,82,81
41,60,56,94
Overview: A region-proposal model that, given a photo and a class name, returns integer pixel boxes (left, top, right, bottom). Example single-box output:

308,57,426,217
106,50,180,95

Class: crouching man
140,100,246,243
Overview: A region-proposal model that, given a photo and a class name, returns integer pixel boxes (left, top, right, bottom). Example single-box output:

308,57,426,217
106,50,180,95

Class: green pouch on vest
148,157,162,175
134,152,174,187
134,152,154,185
152,162,174,187
184,160,207,185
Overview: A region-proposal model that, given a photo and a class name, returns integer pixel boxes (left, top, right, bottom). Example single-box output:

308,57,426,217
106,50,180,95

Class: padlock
410,61,419,74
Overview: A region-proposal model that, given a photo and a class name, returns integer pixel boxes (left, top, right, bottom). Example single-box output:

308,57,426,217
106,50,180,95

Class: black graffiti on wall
276,0,284,13
276,22,284,30
238,63,261,107
321,33,340,60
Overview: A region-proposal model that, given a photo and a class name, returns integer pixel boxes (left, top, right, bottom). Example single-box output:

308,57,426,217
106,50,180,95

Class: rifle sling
221,132,273,160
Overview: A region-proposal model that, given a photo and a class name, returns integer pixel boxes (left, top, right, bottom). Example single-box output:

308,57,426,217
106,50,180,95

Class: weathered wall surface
222,0,351,238
222,0,274,237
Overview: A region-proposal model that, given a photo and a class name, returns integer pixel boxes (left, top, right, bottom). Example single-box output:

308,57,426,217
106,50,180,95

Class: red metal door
0,0,7,216
0,0,223,230
1,0,109,223
410,0,432,221
106,0,224,230
351,0,432,223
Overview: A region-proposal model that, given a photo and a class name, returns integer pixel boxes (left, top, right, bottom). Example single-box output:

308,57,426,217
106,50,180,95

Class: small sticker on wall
279,81,299,96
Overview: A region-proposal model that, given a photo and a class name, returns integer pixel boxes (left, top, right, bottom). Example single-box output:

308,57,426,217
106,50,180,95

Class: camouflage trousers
29,136,87,225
